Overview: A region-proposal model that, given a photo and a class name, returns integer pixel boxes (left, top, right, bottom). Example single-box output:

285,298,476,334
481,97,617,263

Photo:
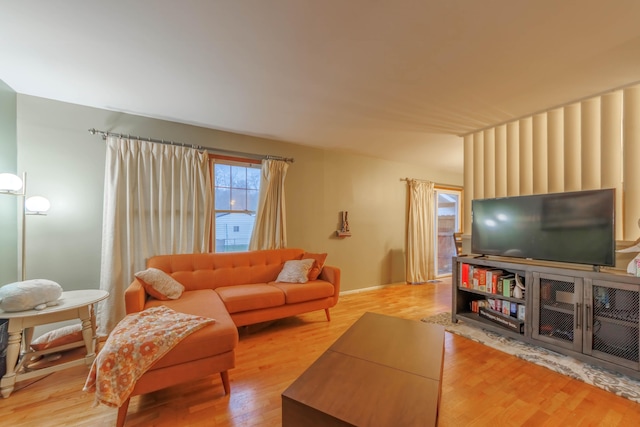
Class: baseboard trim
339,283,405,296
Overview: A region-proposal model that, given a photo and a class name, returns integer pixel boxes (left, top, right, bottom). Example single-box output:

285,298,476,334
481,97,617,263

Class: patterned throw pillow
275,259,315,283
303,252,328,281
135,268,185,300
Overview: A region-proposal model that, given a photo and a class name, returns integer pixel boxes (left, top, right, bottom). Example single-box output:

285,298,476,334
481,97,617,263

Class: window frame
209,154,262,252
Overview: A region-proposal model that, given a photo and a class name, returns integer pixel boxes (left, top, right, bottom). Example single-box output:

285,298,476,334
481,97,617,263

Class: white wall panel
601,90,623,239
532,113,548,194
506,121,520,196
495,124,507,197
483,128,496,198
547,108,564,193
464,134,474,234
473,131,485,200
564,103,581,191
623,86,640,240
581,98,601,190
519,117,533,195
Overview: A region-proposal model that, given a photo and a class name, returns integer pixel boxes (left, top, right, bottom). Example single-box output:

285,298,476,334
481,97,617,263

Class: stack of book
460,263,524,299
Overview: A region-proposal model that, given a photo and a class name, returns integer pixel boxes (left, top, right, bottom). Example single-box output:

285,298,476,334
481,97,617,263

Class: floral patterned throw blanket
83,305,215,407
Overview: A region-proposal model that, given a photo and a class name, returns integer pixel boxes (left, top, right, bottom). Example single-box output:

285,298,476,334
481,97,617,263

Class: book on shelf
461,263,471,288
510,302,518,318
502,275,515,297
479,307,524,333
473,267,488,291
502,300,511,316
497,276,503,295
487,269,504,294
470,299,489,313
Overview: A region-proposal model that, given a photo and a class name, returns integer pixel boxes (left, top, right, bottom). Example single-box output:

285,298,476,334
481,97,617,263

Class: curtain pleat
97,137,212,335
248,159,289,250
406,179,435,284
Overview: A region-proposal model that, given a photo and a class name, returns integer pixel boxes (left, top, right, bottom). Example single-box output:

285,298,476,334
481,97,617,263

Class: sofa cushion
302,252,328,281
215,284,285,314
275,259,315,283
135,268,184,300
144,290,238,369
272,280,335,304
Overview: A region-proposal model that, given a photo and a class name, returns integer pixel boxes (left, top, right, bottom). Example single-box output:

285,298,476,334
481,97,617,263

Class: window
434,187,462,277
213,159,261,252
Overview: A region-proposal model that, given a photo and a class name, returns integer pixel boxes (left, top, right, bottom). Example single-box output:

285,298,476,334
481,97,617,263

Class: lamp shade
0,173,23,192
25,196,51,214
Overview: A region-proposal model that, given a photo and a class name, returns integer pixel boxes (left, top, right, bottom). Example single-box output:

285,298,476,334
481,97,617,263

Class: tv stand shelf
453,255,640,380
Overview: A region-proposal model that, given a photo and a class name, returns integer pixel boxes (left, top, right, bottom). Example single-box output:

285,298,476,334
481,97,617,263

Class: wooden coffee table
282,312,445,426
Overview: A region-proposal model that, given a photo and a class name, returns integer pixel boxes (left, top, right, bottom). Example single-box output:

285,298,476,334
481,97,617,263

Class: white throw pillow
0,279,63,312
275,259,315,283
135,268,185,300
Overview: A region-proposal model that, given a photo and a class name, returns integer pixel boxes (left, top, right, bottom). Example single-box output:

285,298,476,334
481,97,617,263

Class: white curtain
97,137,212,335
406,179,435,284
249,159,289,250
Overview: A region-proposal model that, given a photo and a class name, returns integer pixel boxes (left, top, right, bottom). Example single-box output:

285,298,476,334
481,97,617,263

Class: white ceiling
3,1,640,174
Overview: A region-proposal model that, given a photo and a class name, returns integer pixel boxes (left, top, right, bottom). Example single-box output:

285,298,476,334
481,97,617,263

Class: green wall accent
0,80,18,284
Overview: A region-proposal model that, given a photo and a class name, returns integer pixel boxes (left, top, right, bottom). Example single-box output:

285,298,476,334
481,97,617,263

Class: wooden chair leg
220,370,230,395
116,398,130,427
325,308,331,321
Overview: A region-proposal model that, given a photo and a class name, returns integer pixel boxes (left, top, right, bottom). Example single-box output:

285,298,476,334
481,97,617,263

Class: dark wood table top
282,312,445,427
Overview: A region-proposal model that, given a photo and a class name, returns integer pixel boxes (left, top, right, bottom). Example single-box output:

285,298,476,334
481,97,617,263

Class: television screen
471,189,616,267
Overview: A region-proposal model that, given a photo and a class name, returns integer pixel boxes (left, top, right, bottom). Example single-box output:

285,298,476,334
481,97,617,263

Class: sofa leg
116,398,130,427
221,370,230,395
325,308,331,322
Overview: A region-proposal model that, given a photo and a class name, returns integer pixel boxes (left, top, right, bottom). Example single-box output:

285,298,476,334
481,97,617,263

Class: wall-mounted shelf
336,231,352,238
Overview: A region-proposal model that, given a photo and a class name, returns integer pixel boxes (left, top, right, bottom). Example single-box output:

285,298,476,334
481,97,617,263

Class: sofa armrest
124,279,148,314
319,265,341,299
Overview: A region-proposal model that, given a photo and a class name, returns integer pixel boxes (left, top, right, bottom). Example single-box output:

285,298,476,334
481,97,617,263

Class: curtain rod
400,177,457,188
88,128,294,163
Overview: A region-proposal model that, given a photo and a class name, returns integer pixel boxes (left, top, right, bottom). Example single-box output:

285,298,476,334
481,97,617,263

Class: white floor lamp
0,172,50,281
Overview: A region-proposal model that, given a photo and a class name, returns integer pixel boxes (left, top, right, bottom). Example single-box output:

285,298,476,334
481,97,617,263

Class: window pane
215,187,230,210
247,167,260,190
231,188,247,211
247,189,259,211
231,166,247,188
215,164,231,187
215,212,255,252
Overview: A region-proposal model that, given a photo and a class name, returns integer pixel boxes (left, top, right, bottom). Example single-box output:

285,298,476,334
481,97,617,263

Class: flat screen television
471,189,616,267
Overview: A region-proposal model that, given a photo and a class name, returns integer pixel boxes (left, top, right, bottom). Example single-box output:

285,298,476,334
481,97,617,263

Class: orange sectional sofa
118,248,340,426
125,248,341,326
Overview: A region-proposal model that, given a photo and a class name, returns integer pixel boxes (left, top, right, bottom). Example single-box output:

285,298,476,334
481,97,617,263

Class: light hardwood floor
1,279,639,426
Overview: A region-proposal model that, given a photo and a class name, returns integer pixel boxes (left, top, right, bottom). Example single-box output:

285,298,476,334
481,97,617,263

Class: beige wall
14,95,462,293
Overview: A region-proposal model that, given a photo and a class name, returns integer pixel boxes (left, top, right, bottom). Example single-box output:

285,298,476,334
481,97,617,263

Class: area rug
422,312,640,403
